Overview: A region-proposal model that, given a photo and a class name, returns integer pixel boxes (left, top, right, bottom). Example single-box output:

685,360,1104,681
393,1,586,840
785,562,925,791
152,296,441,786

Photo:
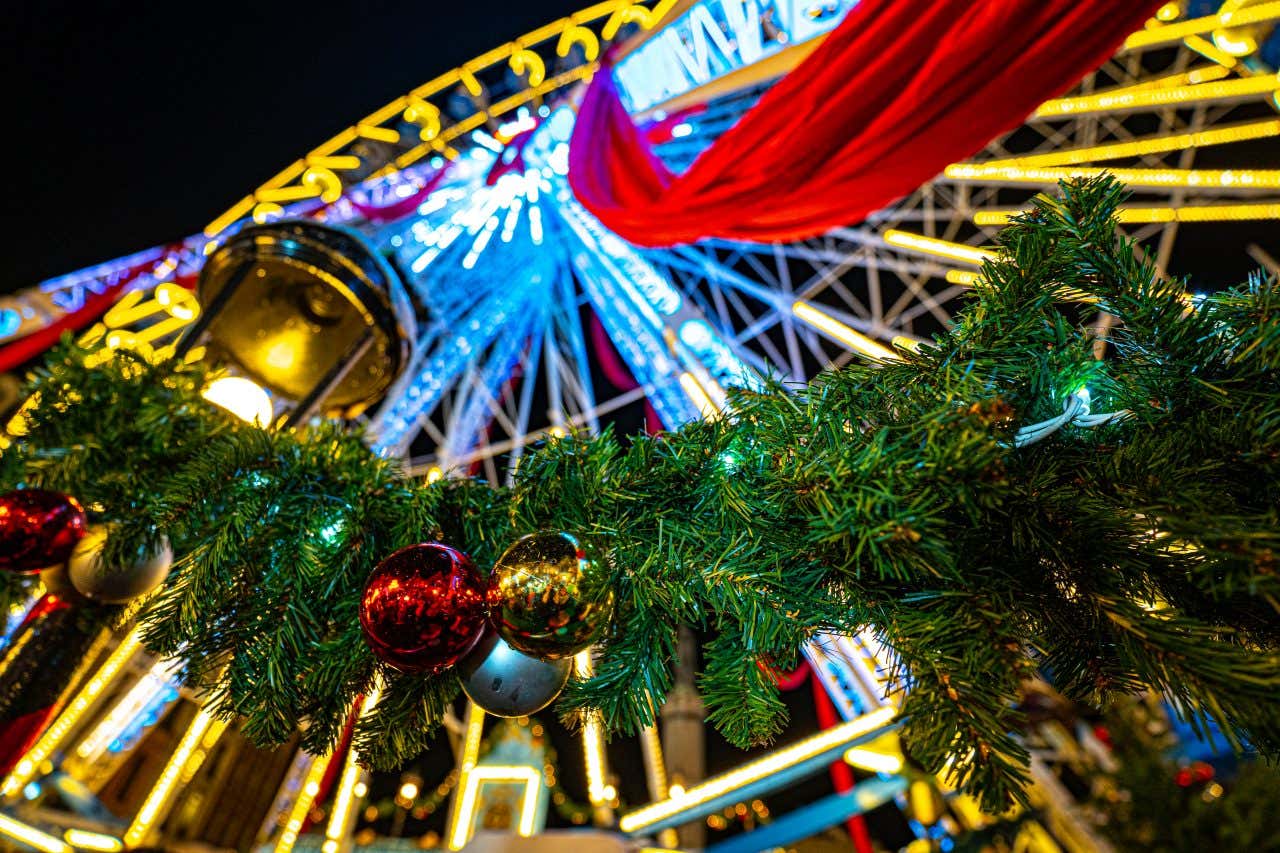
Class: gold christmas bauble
486,532,613,660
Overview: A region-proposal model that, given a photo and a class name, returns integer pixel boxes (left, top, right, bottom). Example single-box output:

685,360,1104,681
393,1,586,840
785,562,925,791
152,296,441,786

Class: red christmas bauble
0,489,88,574
358,542,487,674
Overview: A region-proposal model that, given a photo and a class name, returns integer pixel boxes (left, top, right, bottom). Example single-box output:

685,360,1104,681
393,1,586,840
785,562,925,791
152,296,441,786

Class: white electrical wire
1013,389,1130,448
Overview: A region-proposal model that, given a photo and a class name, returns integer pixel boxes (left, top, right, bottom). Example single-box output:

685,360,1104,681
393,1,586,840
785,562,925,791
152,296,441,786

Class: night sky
5,0,589,291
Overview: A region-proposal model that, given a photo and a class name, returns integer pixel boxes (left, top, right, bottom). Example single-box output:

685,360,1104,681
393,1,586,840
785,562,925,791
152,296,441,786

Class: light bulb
202,376,273,426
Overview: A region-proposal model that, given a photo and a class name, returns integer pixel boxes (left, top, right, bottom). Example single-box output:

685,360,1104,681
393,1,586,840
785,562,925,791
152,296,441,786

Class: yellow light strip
305,155,362,170
574,650,611,807
62,828,123,852
73,657,183,768
1128,64,1232,90
203,196,254,238
974,118,1280,169
619,706,898,833
975,202,1280,225
844,747,905,775
123,709,227,848
639,724,669,800
321,688,382,853
460,701,485,774
944,163,1280,190
945,269,981,286
273,752,334,853
448,766,542,850
678,372,720,420
792,301,899,362
2,630,143,798
1183,34,1239,67
1123,1,1280,50
355,124,400,143
254,184,323,204
1033,73,1279,117
942,262,1096,303
883,229,994,265
0,813,71,853
445,700,488,848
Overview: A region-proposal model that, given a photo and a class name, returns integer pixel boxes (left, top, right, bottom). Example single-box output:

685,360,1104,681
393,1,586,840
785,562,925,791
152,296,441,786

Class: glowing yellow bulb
62,829,123,852
274,753,334,853
844,747,905,774
124,709,226,847
668,784,686,799
619,706,897,833
202,376,273,426
264,340,297,371
0,813,70,853
883,230,994,265
792,301,899,362
399,781,420,800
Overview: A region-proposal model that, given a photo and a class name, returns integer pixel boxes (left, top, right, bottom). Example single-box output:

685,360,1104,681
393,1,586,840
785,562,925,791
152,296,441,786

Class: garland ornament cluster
1,178,1277,812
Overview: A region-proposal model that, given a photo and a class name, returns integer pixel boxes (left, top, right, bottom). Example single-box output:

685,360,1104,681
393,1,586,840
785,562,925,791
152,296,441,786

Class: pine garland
2,178,1277,812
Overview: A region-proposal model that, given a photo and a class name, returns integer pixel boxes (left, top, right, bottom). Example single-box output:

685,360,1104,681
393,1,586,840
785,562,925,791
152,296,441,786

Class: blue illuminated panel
614,0,856,112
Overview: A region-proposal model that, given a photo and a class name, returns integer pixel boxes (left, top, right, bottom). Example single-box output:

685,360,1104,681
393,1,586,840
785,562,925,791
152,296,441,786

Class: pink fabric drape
569,0,1162,247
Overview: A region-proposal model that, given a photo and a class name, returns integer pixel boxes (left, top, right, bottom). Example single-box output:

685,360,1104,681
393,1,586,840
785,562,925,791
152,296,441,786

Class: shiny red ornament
0,490,87,574
358,542,486,674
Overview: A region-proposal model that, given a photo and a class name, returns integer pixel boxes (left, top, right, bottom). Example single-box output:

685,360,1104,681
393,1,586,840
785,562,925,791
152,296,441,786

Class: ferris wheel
1,0,1277,850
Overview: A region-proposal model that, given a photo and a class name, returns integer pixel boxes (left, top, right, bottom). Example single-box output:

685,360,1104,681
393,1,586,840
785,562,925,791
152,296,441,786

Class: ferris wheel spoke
371,283,540,454
654,249,792,351
437,306,545,469
545,271,601,435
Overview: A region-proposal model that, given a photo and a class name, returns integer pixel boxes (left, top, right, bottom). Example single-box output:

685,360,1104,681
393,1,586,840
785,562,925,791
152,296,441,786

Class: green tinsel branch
2,177,1277,812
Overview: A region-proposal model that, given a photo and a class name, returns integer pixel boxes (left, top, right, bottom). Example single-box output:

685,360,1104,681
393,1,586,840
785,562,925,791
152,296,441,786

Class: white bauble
457,630,571,718
68,526,172,604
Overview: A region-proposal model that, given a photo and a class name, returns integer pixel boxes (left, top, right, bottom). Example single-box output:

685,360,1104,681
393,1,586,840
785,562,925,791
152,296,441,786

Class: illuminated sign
614,0,854,112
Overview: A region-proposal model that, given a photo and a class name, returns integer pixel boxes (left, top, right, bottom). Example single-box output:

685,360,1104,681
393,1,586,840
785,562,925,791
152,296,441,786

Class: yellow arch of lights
204,0,1280,241
204,0,677,239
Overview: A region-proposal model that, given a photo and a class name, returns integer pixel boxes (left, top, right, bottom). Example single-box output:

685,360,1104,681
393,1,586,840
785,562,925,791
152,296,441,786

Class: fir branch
4,177,1278,811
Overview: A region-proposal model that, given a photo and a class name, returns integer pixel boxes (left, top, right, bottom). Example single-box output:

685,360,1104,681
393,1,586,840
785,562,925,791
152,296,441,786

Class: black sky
6,0,589,291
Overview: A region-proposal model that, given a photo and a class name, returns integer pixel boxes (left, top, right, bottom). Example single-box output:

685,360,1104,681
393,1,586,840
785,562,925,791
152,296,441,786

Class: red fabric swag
568,0,1163,247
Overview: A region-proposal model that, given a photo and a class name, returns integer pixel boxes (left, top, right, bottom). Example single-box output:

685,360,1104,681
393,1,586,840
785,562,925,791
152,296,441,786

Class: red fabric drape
349,170,447,223
0,253,170,373
569,0,1162,247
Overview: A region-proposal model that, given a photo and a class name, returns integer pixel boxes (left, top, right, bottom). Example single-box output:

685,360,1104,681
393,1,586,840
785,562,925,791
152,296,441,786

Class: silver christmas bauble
68,526,172,604
456,630,571,718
